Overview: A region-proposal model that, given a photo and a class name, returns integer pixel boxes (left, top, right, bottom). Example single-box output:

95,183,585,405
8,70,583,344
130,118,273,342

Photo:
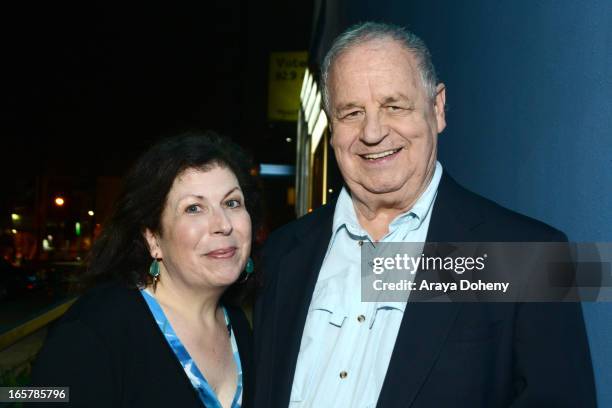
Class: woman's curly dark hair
86,130,261,305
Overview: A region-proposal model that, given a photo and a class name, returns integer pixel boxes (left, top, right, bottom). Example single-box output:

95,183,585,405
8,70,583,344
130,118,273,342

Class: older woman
30,131,259,408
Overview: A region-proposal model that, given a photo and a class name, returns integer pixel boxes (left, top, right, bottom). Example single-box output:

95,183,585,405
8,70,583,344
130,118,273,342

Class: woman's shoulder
57,281,145,333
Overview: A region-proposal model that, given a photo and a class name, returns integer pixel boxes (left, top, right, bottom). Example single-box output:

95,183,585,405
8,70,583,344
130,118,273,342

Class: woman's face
146,165,252,290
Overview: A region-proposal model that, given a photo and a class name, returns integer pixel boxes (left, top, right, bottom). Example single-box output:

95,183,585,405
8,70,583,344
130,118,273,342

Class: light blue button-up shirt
289,161,443,408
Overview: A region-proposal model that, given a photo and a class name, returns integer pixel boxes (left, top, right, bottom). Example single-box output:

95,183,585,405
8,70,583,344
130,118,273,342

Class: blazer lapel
377,173,482,408
271,206,334,407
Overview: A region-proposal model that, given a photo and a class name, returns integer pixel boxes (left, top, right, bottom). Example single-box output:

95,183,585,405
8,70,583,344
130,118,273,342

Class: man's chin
352,181,404,196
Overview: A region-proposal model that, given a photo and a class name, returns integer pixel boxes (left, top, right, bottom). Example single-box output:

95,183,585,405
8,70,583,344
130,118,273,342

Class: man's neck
350,170,436,241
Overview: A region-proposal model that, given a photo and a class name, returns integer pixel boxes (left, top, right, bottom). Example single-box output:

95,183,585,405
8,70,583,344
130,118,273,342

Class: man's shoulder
445,176,567,242
263,202,335,252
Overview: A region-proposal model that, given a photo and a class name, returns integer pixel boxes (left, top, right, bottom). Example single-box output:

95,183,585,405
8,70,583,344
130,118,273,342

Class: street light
54,197,65,206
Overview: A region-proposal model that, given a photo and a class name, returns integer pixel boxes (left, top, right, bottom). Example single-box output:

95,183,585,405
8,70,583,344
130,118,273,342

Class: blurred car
0,258,43,300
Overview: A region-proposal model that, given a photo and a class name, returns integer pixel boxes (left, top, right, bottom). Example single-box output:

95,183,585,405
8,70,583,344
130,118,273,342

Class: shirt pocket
290,276,352,405
288,335,311,404
289,309,341,404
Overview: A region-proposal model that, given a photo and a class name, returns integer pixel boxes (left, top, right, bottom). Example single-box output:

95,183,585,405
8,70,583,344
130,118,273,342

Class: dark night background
0,1,314,385
2,1,313,225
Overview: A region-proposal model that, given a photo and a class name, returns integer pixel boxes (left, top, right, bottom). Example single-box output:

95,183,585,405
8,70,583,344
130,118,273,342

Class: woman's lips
205,247,237,259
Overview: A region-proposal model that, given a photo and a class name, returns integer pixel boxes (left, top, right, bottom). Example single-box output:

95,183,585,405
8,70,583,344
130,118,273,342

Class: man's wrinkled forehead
328,39,423,104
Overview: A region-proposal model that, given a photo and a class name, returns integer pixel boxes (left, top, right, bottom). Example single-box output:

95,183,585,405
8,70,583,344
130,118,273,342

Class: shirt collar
331,161,444,237
332,186,364,236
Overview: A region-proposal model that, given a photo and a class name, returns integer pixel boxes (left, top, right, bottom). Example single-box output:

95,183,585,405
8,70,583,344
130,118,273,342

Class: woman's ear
143,228,162,259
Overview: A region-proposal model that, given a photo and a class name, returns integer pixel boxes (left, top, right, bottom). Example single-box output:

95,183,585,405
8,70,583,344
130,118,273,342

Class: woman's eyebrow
177,194,205,202
222,186,242,199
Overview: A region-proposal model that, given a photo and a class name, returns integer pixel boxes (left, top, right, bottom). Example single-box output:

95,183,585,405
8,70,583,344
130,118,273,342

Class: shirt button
358,240,363,246
357,315,366,323
339,371,348,379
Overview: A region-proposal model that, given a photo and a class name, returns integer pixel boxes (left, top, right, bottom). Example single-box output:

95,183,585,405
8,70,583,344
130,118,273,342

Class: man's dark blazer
254,173,596,407
29,282,253,408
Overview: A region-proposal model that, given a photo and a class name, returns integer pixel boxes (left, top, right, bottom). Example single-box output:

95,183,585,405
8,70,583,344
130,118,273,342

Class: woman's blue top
140,289,243,407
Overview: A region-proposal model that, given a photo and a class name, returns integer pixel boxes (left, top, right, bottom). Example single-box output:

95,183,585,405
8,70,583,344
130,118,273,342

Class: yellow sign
268,51,308,121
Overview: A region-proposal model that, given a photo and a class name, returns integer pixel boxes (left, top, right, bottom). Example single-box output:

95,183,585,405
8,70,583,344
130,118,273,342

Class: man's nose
360,111,388,145
210,207,233,235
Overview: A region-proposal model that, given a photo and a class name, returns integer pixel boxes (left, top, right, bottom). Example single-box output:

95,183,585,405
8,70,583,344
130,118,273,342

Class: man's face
328,39,446,205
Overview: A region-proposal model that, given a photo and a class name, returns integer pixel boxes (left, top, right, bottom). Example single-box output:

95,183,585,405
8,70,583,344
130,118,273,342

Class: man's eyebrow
381,94,412,104
335,102,362,113
334,95,413,114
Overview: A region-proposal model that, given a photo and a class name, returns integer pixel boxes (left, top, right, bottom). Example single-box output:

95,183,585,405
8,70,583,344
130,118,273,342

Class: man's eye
225,199,242,209
387,106,402,112
340,111,362,120
185,204,201,213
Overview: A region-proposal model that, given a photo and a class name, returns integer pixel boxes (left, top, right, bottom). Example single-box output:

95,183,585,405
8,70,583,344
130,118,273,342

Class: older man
254,22,595,407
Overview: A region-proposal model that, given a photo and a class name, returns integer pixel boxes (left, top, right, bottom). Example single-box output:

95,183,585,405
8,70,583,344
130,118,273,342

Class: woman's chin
208,269,244,288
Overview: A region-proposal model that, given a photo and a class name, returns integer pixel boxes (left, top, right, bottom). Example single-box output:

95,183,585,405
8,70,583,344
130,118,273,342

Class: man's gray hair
321,21,439,114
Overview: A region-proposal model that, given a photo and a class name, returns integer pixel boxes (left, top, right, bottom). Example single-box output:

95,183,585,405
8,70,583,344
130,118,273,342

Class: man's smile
359,147,402,161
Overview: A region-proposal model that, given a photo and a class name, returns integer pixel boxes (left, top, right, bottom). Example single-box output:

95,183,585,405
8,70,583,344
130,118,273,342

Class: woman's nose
210,208,233,235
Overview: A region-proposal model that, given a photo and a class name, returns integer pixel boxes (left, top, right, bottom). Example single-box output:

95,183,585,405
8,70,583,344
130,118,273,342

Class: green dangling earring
149,259,160,288
240,257,254,283
245,257,254,274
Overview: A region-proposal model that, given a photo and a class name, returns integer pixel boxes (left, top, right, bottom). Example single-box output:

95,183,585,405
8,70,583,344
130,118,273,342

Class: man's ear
434,83,447,134
143,228,162,259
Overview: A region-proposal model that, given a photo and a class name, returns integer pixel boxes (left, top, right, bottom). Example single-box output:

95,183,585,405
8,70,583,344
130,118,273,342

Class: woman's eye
185,204,201,213
225,199,242,209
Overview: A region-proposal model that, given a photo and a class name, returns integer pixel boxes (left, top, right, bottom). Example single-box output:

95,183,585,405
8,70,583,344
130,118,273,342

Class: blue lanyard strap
141,289,243,408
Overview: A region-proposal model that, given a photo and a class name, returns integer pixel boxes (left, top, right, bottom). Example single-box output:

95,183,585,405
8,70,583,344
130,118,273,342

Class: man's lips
359,147,402,160
205,247,237,259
